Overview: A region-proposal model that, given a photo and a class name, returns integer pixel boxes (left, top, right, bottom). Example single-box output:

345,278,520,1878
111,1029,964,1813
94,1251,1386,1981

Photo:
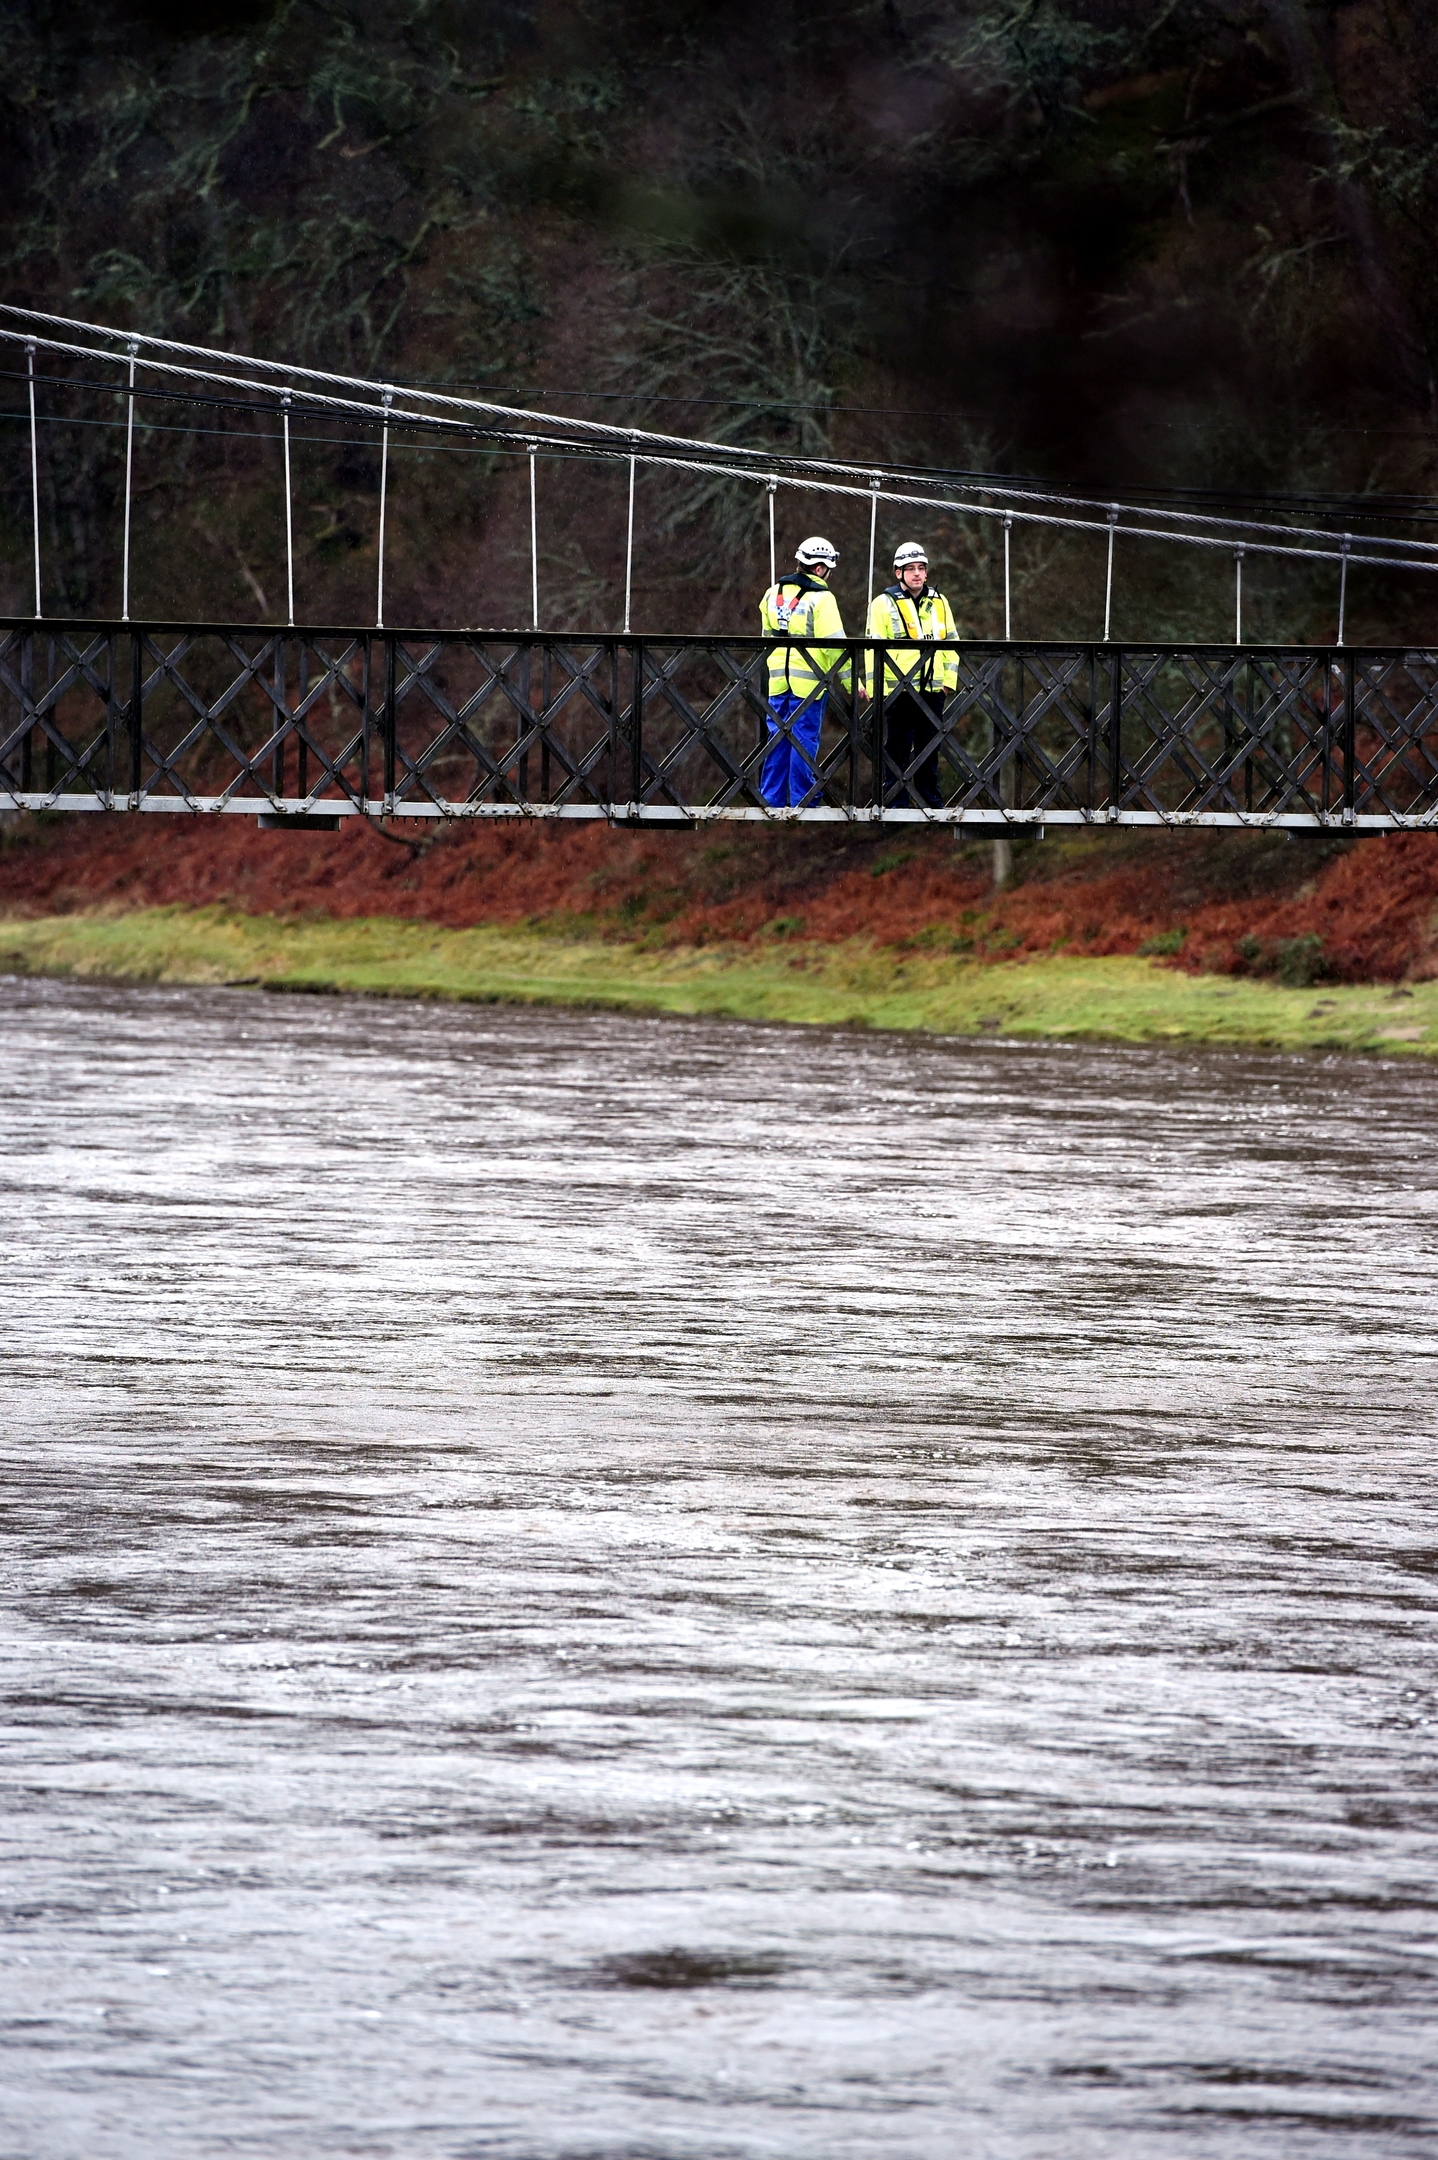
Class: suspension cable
5,303,1436,562
9,329,1431,580
6,312,1438,638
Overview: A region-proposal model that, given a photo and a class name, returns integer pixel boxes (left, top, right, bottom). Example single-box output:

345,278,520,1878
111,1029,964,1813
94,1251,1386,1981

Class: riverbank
4,905,1436,1053
5,815,1438,985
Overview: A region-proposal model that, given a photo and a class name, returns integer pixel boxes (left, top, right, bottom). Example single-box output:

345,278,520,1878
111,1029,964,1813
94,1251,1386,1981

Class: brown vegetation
5,814,1436,986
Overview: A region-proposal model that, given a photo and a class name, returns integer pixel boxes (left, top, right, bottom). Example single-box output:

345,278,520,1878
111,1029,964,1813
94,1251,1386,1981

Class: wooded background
4,0,1437,642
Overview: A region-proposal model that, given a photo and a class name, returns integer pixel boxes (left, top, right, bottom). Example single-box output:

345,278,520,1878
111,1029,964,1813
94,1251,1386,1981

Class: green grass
3,905,1437,1055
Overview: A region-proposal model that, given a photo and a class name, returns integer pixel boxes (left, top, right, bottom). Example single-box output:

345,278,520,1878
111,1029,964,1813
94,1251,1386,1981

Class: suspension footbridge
3,304,1437,830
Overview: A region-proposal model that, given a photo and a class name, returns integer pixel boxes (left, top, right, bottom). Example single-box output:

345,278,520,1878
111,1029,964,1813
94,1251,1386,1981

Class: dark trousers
884,690,945,807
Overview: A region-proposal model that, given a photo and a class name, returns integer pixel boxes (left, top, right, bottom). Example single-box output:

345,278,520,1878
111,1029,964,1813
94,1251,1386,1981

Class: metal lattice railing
3,620,1437,828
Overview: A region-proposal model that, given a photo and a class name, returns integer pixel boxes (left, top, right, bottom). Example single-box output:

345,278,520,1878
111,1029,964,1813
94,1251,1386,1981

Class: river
2,975,1436,2158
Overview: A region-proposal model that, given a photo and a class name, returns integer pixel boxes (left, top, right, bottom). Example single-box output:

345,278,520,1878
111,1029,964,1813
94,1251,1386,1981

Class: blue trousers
761,691,826,807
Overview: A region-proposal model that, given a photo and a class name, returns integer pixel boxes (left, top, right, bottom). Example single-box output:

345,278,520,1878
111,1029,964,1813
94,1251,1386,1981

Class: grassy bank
3,905,1437,1055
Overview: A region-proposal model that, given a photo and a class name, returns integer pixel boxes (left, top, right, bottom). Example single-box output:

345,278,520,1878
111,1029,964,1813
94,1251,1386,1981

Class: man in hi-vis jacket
864,540,959,807
758,536,850,808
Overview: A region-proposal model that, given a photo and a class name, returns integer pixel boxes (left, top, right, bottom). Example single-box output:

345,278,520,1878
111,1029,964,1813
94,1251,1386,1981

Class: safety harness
884,584,942,640
881,583,950,691
769,573,829,693
771,574,824,635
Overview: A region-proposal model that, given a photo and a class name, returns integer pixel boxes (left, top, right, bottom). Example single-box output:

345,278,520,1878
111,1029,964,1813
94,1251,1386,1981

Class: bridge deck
3,620,1437,830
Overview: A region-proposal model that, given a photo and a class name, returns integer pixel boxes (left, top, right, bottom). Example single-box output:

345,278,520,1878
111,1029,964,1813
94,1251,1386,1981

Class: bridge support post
540,643,551,804
272,638,286,801
1086,646,1098,815
105,629,118,805
991,648,1020,880
45,631,56,794
1107,648,1123,818
296,641,309,802
128,629,142,805
1235,656,1252,812
605,639,618,810
872,645,886,812
19,628,33,794
359,635,371,808
383,635,397,815
629,640,644,809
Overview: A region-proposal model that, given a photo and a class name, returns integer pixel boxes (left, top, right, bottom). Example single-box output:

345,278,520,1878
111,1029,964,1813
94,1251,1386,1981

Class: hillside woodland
4,0,1438,644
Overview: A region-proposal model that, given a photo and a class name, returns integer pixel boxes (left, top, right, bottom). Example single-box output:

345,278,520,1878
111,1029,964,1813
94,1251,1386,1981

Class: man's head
893,541,928,595
795,536,838,581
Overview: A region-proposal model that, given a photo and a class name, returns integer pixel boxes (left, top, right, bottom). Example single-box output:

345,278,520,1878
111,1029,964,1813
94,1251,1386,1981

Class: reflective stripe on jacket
863,585,959,697
761,575,851,698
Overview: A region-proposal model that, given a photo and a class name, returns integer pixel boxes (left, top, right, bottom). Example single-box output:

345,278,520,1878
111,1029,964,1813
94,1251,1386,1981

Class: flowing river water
2,974,1436,2159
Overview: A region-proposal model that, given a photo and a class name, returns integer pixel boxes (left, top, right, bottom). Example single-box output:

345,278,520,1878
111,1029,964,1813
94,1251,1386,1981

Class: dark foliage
3,0,1437,635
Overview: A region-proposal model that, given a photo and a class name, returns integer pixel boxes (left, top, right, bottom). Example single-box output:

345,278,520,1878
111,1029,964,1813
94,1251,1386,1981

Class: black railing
3,619,1437,828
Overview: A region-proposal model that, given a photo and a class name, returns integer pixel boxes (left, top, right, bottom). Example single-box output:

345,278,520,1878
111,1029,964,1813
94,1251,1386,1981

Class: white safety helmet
893,541,929,570
795,535,839,567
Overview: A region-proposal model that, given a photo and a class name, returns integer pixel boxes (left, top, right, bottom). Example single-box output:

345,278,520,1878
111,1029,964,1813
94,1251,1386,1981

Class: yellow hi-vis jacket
760,574,851,699
864,584,960,698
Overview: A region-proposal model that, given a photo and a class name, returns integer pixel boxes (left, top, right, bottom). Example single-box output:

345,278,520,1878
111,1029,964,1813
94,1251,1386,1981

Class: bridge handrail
2,619,1435,832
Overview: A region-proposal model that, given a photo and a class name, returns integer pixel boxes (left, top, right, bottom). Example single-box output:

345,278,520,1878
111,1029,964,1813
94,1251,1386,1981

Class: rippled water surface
3,975,1437,2159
